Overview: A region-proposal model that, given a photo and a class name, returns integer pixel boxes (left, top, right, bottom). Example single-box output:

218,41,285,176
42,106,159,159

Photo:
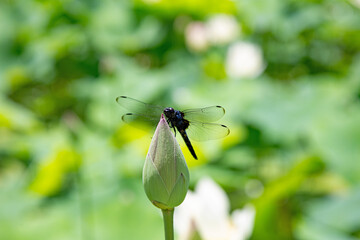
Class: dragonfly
116,96,230,159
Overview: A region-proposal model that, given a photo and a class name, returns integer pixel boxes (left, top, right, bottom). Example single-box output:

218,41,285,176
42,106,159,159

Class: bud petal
143,114,190,210
167,173,188,207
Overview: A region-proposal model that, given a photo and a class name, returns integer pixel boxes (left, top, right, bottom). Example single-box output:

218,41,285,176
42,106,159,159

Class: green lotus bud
143,114,190,210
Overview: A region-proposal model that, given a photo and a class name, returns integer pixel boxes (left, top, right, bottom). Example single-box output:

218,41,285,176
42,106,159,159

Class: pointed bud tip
157,113,171,131
160,113,167,122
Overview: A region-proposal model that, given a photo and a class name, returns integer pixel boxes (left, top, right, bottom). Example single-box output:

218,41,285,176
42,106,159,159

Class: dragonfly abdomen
177,128,197,160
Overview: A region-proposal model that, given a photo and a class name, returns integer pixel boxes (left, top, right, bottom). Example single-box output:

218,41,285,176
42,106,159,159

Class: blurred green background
1,0,360,239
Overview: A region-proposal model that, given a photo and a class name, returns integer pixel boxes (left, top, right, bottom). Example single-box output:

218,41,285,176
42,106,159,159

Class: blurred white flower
185,22,209,52
185,15,240,51
351,0,360,8
225,41,266,79
206,14,240,45
174,177,256,240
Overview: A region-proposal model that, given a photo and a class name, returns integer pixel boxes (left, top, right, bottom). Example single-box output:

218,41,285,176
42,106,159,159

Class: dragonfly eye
163,107,175,118
164,107,174,113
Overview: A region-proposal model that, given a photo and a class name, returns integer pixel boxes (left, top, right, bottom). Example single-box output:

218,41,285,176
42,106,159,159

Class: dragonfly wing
116,96,164,118
182,106,225,122
121,113,160,130
186,121,230,142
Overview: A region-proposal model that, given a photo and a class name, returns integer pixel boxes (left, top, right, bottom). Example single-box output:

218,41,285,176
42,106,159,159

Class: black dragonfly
116,96,230,159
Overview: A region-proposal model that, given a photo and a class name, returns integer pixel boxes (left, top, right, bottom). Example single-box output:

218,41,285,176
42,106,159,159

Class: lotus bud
143,114,190,210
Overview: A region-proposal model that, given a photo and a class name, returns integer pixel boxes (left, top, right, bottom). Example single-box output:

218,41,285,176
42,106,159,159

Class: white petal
206,14,240,45
230,204,256,240
351,0,360,8
185,22,208,52
174,191,198,240
225,41,266,79
193,178,232,240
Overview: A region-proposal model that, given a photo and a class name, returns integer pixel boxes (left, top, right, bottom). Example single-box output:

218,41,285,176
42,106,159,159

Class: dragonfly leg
172,123,177,136
167,120,176,136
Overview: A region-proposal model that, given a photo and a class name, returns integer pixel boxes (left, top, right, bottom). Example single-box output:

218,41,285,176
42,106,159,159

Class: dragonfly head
163,107,175,119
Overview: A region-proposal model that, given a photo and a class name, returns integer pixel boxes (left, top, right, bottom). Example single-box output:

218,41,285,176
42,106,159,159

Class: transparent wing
116,96,164,118
121,113,159,130
186,121,230,142
182,106,225,122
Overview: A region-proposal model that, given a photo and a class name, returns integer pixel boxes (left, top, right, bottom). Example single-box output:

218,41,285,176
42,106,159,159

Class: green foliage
1,0,360,239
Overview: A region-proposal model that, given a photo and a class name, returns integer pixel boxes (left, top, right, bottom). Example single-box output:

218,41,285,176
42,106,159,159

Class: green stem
161,208,174,240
